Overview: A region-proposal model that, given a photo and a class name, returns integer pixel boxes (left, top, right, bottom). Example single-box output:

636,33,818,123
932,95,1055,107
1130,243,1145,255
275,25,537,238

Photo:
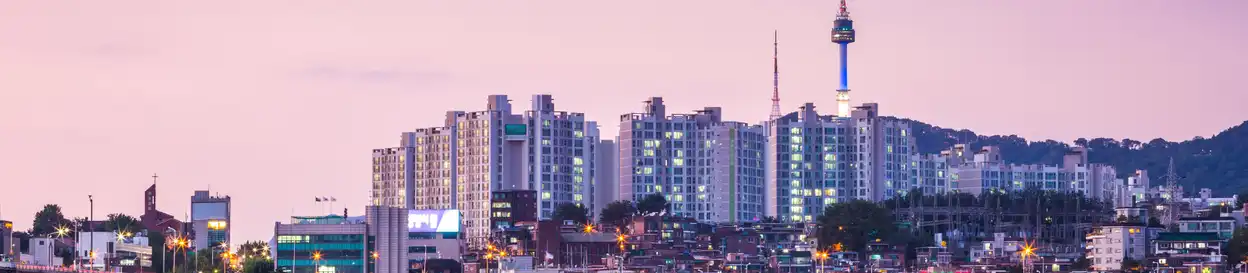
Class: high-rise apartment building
618,97,766,223
593,139,618,215
370,95,597,249
526,95,598,219
190,190,230,252
765,103,917,222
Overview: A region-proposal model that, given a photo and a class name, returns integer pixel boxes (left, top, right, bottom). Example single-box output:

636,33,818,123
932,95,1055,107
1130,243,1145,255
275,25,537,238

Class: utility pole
89,195,94,271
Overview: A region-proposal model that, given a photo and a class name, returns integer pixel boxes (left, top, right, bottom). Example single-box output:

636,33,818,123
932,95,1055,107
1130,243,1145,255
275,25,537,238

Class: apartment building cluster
370,94,1140,253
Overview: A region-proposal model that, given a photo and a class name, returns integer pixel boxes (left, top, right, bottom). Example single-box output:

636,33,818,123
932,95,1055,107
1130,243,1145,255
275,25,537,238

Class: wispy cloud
296,65,451,85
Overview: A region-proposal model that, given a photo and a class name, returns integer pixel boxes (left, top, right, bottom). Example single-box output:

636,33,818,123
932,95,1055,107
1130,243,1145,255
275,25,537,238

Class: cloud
86,43,153,58
296,65,451,85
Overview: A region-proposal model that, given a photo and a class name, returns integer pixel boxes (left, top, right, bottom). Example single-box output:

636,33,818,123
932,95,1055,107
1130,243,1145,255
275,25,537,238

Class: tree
1226,228,1248,265
1120,258,1142,273
816,200,897,253
1071,256,1091,271
237,241,270,258
1148,217,1163,227
102,213,143,234
636,193,669,215
599,200,637,231
552,203,590,226
1238,189,1248,209
241,257,275,273
31,204,70,236
237,241,274,273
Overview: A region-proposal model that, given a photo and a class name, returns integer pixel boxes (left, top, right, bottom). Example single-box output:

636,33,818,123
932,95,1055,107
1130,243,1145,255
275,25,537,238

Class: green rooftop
1155,232,1220,241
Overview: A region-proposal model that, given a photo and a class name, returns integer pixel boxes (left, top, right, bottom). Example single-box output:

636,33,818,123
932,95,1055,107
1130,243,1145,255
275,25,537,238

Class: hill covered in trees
894,118,1248,195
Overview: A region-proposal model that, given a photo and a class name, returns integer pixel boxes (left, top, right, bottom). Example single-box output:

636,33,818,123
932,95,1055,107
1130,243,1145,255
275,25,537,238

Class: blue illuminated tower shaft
839,42,848,90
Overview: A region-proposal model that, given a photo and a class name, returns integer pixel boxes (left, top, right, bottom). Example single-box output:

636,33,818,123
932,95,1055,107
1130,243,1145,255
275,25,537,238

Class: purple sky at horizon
2,1,1246,243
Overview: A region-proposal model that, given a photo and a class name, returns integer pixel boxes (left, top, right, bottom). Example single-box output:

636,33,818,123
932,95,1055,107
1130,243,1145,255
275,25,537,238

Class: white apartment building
948,145,1118,201
618,97,766,223
1085,224,1147,271
764,102,918,222
910,154,951,196
370,95,598,249
1116,170,1150,207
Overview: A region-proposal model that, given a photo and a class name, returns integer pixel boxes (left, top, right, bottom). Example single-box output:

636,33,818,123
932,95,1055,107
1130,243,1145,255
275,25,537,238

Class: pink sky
2,1,1245,243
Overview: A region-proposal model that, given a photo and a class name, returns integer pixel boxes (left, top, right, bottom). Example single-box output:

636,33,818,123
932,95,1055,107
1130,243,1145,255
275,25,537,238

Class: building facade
1085,224,1147,271
190,190,230,252
526,95,598,219
618,97,766,223
370,95,597,249
765,103,917,222
1,220,11,258
948,146,1118,201
364,207,462,273
274,216,369,273
593,139,618,215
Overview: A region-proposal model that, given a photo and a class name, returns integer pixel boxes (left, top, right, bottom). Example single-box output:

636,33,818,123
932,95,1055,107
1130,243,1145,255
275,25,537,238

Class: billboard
504,124,527,141
408,210,460,233
191,202,228,220
504,124,527,136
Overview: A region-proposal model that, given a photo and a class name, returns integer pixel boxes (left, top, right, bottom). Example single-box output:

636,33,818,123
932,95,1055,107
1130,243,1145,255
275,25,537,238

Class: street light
312,251,323,273
814,250,829,273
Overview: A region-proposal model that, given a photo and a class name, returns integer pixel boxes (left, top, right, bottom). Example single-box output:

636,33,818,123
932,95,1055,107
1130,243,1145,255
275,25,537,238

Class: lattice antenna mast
1163,158,1180,227
769,30,781,121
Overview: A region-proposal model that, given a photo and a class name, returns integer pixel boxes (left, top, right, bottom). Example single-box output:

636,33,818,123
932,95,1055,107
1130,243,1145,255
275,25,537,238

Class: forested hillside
894,118,1248,195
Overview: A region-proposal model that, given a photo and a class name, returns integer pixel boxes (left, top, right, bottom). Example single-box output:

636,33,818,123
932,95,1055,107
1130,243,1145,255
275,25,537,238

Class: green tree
31,204,70,236
552,203,590,226
1226,228,1248,265
1071,256,1091,271
1238,189,1248,209
816,200,896,253
599,200,637,232
241,257,275,273
237,241,270,258
1121,258,1142,273
1148,217,1163,227
102,213,143,234
237,241,273,273
174,250,220,273
636,193,669,215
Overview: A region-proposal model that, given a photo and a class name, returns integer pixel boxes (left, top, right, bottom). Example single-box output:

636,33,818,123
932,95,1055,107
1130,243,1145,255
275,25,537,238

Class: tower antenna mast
770,31,781,121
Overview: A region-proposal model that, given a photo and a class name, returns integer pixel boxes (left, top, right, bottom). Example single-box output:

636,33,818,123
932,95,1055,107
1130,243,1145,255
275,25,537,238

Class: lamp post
312,251,322,273
88,195,94,271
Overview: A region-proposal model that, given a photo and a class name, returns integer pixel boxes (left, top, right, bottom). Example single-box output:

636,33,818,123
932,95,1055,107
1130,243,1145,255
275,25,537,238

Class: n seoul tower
831,0,856,117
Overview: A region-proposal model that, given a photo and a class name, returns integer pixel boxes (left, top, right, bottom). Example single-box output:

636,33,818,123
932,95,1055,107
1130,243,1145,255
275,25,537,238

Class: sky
1,0,1246,243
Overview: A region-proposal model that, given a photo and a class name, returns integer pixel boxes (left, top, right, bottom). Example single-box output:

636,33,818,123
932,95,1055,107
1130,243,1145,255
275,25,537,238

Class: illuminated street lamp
814,250,829,273
310,250,323,273
583,224,595,233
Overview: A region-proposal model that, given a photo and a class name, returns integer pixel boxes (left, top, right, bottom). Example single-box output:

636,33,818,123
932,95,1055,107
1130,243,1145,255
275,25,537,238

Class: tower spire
770,30,781,121
838,0,850,17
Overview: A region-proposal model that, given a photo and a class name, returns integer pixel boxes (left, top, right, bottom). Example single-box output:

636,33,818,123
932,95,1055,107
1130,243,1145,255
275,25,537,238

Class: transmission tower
1162,158,1181,227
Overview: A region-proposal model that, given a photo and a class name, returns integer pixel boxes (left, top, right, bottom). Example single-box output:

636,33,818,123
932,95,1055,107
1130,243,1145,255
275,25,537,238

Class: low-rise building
1084,224,1147,272
1150,232,1225,273
1176,216,1236,240
274,215,369,273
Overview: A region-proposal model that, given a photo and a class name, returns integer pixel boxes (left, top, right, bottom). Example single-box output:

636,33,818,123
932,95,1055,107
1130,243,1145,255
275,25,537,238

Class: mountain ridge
891,117,1248,196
